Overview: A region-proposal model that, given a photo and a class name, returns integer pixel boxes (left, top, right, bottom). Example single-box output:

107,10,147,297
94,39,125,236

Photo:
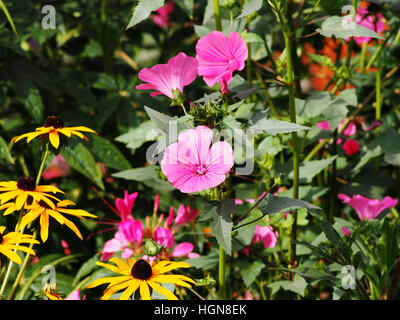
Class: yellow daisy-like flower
87,257,197,300
17,199,98,243
11,115,97,150
43,284,63,300
0,226,39,265
0,177,64,211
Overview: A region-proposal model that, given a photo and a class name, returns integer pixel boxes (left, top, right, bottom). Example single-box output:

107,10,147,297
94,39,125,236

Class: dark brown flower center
17,176,36,191
131,259,152,280
38,200,53,209
0,233,3,244
44,116,64,129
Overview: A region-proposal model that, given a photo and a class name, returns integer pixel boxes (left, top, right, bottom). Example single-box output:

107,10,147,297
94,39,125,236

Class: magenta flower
100,231,133,261
253,225,278,249
136,52,198,99
115,190,138,221
175,204,200,226
342,139,360,157
352,6,387,46
172,242,195,257
317,119,357,136
338,193,398,220
196,31,248,90
341,226,351,238
152,2,174,29
161,126,234,193
153,226,175,248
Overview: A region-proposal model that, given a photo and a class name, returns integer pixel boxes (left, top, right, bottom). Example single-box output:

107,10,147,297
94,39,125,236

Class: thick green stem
213,0,222,32
36,143,50,185
218,244,226,300
284,29,300,267
375,53,382,136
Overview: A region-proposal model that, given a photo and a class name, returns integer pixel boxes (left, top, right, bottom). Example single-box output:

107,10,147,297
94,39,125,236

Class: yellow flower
43,284,63,300
0,177,64,211
87,257,197,300
18,199,97,243
0,226,39,264
11,115,97,150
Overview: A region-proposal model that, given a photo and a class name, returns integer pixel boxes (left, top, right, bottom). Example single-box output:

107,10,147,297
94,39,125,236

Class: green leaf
112,166,175,192
268,274,308,297
87,135,131,171
126,0,165,29
258,193,321,216
297,92,332,119
250,119,310,136
237,0,263,19
115,121,157,153
184,251,219,270
238,260,265,287
0,136,14,164
61,142,104,189
293,156,338,183
199,200,236,255
316,15,385,40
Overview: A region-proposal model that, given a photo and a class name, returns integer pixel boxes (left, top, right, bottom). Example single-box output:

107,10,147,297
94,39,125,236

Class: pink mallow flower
161,126,234,193
342,139,360,157
175,204,200,226
196,31,248,91
341,226,351,238
152,2,174,29
317,119,357,136
243,225,278,256
338,193,398,220
172,242,195,257
136,52,198,99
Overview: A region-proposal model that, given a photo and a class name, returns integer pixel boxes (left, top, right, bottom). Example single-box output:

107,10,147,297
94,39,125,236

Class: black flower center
17,176,36,191
38,200,53,209
131,259,153,280
44,116,64,129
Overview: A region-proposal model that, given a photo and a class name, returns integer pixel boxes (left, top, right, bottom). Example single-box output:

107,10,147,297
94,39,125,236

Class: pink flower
42,155,71,180
350,6,387,46
61,240,71,256
252,225,278,248
196,31,248,89
161,126,234,193
175,204,200,226
317,120,331,131
338,193,398,220
152,2,174,29
338,120,357,136
65,290,86,300
153,226,175,248
342,139,360,157
119,218,144,245
172,242,195,257
100,231,133,261
317,119,357,136
165,206,175,228
115,191,138,221
341,226,351,237
136,52,198,99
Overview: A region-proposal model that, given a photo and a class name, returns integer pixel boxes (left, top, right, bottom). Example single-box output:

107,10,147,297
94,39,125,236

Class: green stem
218,244,226,300
36,143,50,185
255,278,267,300
359,42,367,72
7,230,38,300
213,0,222,32
375,52,382,137
0,0,17,35
284,24,300,268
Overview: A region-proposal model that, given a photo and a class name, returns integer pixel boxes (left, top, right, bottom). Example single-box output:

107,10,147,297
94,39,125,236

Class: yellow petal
40,212,49,242
120,279,140,300
148,281,178,300
139,281,151,300
49,131,60,149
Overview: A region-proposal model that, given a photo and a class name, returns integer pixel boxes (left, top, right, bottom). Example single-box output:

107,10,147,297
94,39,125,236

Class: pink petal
172,242,194,257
